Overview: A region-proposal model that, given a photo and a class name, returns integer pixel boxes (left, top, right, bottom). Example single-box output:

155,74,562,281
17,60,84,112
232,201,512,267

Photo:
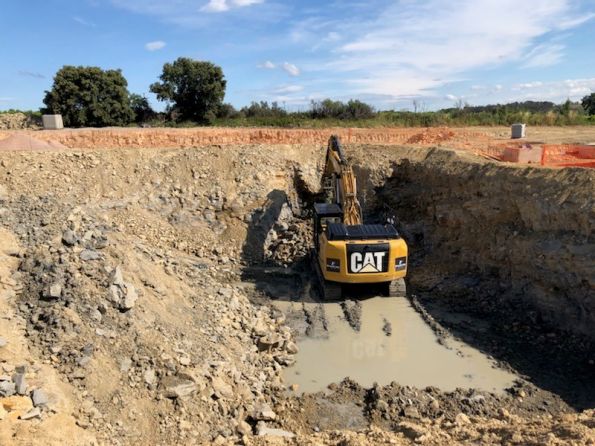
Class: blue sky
1,0,594,111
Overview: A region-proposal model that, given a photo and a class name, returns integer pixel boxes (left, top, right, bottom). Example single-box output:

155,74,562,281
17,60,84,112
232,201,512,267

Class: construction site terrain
0,126,593,445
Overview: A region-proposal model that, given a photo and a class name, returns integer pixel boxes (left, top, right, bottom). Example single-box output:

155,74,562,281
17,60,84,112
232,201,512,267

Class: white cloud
259,61,301,76
517,81,544,89
326,32,341,42
201,0,229,12
145,40,166,51
490,78,595,103
111,0,280,26
73,16,96,27
232,0,263,6
0,97,15,102
110,0,593,105
523,43,565,68
557,12,595,29
274,85,304,94
309,0,591,98
258,61,276,69
282,62,300,76
200,0,263,13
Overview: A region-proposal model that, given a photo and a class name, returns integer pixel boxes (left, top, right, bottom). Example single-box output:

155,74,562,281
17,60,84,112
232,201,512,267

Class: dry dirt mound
0,134,66,151
405,127,455,144
0,113,29,130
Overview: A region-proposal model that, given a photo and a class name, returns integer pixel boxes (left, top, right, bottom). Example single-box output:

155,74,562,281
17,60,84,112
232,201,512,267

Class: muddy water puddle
275,297,517,394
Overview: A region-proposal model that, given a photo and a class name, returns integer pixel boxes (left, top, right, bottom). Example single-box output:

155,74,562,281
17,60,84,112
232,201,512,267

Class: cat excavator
312,136,408,299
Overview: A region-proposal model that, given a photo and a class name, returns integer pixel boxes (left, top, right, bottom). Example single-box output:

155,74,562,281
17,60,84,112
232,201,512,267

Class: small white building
42,114,64,130
511,123,526,139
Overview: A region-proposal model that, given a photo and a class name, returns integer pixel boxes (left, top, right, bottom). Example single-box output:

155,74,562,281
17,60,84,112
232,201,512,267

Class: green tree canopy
129,93,156,124
150,58,226,123
310,99,375,120
42,66,134,127
582,93,595,116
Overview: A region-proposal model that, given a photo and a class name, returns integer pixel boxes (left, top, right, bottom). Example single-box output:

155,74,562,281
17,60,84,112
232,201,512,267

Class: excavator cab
313,203,343,238
312,136,408,300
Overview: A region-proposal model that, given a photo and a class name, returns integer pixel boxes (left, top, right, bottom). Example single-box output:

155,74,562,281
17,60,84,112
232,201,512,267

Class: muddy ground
0,138,593,445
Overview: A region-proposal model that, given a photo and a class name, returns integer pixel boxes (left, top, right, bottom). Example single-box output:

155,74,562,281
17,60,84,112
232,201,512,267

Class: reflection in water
277,297,517,394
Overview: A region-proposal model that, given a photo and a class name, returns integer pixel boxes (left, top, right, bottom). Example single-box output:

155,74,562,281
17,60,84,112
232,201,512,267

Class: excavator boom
323,136,363,225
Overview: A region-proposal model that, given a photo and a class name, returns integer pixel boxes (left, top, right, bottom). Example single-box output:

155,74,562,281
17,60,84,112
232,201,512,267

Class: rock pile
1,184,300,443
0,113,29,130
0,364,50,421
264,204,312,267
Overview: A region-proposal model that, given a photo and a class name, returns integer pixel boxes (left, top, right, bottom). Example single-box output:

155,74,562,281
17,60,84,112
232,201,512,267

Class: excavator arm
323,136,363,226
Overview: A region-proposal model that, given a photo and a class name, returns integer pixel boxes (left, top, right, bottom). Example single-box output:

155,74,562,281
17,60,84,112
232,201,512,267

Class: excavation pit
0,140,592,444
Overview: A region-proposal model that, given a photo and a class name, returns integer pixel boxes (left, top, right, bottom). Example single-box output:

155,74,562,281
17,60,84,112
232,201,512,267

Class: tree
150,58,226,123
311,99,346,119
216,103,239,119
582,93,595,116
129,94,156,124
559,98,572,117
241,101,287,118
345,99,374,119
43,66,134,127
310,99,375,120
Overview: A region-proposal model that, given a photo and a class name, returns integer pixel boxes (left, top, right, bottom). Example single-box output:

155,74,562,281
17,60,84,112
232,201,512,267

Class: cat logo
350,251,386,273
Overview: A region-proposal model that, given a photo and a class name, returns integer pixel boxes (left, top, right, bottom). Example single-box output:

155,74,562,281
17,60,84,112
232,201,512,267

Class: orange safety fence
475,144,595,168
542,145,595,168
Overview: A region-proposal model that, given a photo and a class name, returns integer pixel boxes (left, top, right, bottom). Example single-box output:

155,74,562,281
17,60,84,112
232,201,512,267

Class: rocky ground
0,113,39,130
0,140,593,445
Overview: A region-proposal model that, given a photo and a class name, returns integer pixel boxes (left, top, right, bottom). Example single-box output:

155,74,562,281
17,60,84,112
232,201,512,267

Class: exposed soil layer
1,124,595,150
377,149,594,337
372,149,594,409
0,142,593,444
0,134,67,151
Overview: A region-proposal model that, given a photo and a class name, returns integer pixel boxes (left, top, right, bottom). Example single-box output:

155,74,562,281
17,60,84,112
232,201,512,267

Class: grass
3,109,594,129
211,111,595,128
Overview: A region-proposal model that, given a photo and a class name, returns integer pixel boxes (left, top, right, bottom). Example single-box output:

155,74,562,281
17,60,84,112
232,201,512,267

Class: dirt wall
0,127,485,149
378,149,594,339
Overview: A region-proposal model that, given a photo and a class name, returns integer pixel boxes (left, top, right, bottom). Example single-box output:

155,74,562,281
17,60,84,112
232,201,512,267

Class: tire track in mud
340,299,363,332
303,302,328,338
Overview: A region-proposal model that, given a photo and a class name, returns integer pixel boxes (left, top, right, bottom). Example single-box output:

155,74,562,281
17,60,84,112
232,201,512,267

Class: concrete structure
42,115,64,130
511,123,526,139
502,145,543,164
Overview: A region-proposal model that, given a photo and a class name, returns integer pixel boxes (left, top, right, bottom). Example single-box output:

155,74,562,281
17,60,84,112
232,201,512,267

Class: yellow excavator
312,136,408,299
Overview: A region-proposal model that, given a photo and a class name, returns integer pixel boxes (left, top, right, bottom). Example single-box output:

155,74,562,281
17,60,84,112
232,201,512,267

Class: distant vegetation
150,58,226,124
3,60,595,128
212,99,594,128
582,93,595,116
0,109,42,119
42,66,134,127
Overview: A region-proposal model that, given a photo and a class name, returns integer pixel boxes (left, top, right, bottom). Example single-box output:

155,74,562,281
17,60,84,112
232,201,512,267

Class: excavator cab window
320,216,342,229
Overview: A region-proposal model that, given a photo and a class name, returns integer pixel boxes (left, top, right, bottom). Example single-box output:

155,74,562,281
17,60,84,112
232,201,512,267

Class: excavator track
388,278,407,298
311,249,342,300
